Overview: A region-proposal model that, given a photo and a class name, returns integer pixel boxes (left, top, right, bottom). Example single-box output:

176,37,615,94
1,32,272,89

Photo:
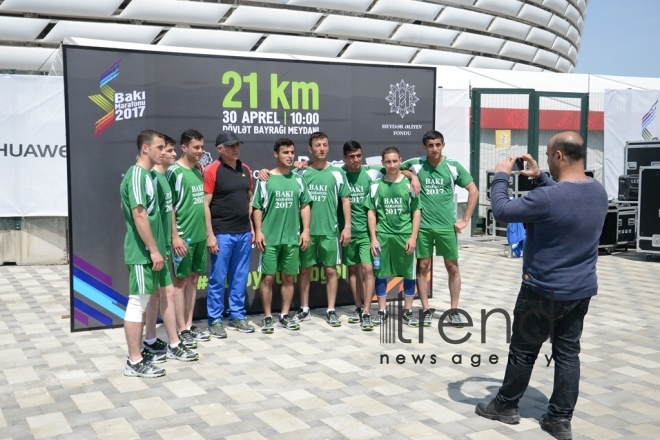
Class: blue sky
575,0,660,77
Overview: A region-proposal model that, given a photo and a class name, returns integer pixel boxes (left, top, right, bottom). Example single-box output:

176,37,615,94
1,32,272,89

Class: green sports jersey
298,165,351,236
166,162,206,242
252,172,311,246
340,165,383,238
366,176,420,236
151,169,172,252
401,156,473,230
120,165,166,264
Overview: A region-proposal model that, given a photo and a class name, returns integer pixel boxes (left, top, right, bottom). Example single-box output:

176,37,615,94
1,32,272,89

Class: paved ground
0,245,659,440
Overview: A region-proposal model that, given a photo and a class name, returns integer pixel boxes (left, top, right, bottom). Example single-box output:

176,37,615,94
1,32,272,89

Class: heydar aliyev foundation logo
88,60,147,137
386,79,420,119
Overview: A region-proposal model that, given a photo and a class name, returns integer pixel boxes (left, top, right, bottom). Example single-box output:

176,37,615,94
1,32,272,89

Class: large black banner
64,44,435,330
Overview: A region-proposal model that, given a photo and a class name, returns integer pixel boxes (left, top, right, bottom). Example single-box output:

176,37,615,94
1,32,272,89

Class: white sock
302,307,310,313
144,337,157,345
327,308,335,313
169,343,179,349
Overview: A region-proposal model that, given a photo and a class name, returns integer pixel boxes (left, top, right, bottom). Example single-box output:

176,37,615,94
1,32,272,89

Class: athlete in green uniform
295,132,351,327
366,147,422,327
119,130,166,378
145,135,198,362
341,141,422,330
401,130,478,327
253,138,311,334
167,129,210,348
341,141,382,331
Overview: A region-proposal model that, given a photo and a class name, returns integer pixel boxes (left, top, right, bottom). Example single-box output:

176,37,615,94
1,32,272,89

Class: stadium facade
0,0,587,74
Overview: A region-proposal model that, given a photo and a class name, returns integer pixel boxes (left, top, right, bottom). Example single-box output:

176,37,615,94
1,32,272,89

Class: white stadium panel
555,56,572,72
453,33,504,55
391,24,458,47
548,15,571,36
341,42,417,63
512,63,544,72
315,15,397,40
576,0,588,14
287,0,374,12
223,6,322,33
0,0,588,73
440,0,478,6
43,21,163,44
0,17,49,42
470,56,514,70
499,41,538,62
568,64,575,73
119,0,231,25
437,7,495,32
488,17,531,40
566,25,580,44
517,4,552,27
370,0,443,22
158,28,262,52
474,0,523,17
542,0,569,15
526,28,557,49
257,35,346,58
533,49,559,68
412,49,472,66
564,4,582,25
0,0,123,18
552,37,572,57
0,46,57,71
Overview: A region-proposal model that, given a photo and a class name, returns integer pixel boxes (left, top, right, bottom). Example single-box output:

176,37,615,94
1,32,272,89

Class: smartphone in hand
512,157,525,171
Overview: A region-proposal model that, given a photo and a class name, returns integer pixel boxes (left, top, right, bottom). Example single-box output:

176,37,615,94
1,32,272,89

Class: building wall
0,0,586,73
0,217,68,265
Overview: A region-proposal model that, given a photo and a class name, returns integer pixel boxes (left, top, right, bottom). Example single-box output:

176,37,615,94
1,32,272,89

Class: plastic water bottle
373,245,381,270
172,238,191,266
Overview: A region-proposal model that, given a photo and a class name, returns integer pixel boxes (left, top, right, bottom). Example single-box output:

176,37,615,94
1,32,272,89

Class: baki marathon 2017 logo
383,79,423,136
88,61,147,138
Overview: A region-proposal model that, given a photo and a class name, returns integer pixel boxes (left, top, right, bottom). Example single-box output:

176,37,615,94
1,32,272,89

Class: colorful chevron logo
88,60,121,138
642,99,657,141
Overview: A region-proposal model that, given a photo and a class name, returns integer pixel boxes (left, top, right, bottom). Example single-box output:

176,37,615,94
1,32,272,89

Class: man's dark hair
381,146,400,159
343,140,362,156
274,138,295,152
163,134,176,147
550,135,586,162
180,129,204,146
309,131,329,146
136,130,163,151
422,130,444,145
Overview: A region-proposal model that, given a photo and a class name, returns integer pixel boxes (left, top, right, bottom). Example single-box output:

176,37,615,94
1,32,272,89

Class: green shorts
342,235,372,266
158,249,173,287
158,262,173,287
259,244,300,275
300,235,340,268
173,239,207,278
128,264,159,295
375,233,416,280
417,228,459,260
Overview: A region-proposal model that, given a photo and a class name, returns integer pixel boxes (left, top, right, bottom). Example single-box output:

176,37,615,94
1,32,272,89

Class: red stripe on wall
479,108,604,131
